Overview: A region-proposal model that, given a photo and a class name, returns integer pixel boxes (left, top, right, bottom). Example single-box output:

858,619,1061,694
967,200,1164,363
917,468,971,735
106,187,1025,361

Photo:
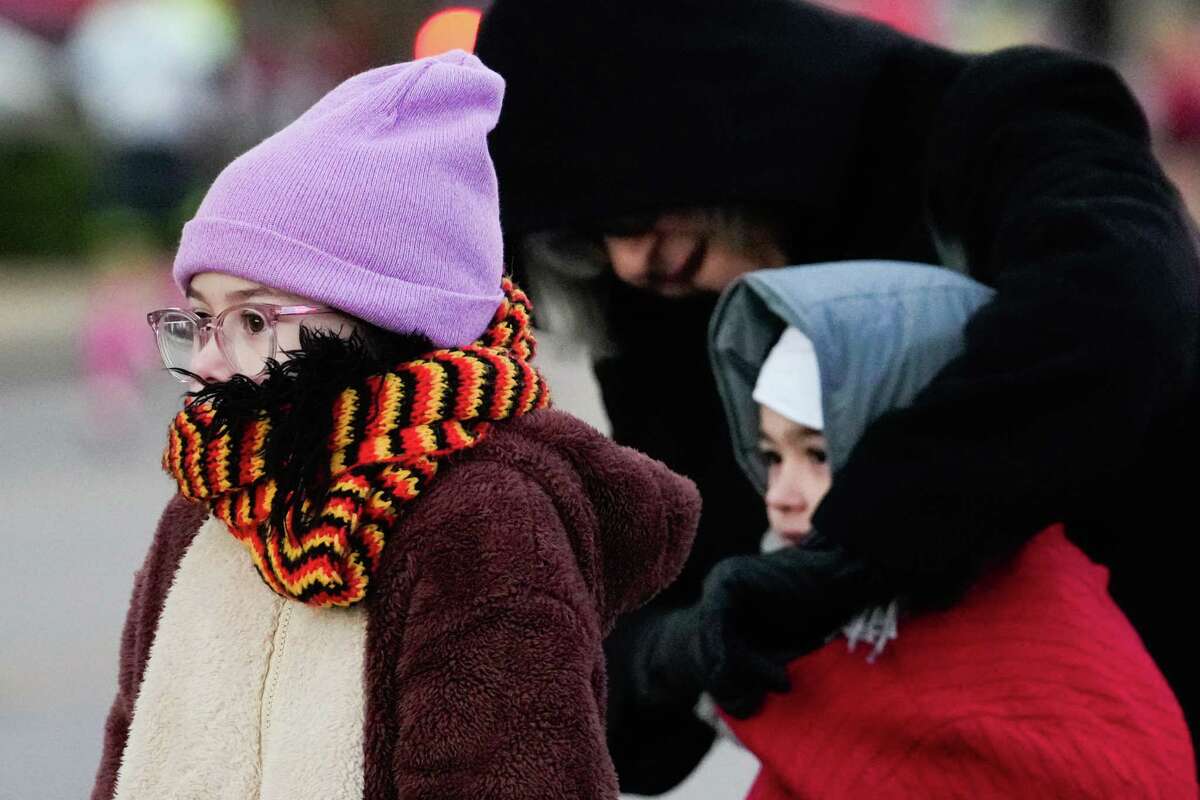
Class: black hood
476,0,966,261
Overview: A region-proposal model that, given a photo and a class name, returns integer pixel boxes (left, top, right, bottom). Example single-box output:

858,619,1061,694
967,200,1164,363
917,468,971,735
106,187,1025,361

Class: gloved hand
631,532,888,719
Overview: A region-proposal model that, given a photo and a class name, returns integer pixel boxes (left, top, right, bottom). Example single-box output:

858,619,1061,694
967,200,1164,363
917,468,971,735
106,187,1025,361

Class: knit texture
163,278,549,607
174,50,506,347
723,526,1197,799
94,409,704,800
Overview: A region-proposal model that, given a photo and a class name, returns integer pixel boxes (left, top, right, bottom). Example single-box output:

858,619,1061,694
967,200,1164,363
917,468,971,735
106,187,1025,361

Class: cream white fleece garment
114,516,367,800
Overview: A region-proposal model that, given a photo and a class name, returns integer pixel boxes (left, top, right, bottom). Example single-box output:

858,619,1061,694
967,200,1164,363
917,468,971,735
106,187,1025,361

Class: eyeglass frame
146,302,334,382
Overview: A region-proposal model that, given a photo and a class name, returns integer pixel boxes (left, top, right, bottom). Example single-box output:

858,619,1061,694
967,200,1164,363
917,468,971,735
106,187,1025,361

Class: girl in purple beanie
91,50,700,800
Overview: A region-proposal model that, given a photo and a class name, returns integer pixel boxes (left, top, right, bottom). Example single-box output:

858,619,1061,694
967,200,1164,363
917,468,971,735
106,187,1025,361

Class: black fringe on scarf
174,327,435,533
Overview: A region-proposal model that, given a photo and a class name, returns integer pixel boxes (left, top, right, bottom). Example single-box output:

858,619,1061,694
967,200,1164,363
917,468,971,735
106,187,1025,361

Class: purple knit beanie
173,50,505,347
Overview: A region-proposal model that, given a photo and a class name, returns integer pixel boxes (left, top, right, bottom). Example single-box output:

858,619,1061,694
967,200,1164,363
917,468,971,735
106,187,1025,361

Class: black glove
634,532,890,719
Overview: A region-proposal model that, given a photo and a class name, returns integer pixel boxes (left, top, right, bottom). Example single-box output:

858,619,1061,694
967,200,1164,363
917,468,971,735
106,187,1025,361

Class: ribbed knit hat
174,50,506,347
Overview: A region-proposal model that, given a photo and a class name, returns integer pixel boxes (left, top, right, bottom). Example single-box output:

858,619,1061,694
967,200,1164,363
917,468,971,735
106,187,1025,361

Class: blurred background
1,1,1197,797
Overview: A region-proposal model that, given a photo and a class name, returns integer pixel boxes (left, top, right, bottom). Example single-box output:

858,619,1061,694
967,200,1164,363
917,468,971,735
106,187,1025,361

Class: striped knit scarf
163,278,550,608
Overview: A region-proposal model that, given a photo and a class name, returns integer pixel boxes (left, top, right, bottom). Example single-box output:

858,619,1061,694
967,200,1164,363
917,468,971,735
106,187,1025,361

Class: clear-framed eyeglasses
146,303,332,383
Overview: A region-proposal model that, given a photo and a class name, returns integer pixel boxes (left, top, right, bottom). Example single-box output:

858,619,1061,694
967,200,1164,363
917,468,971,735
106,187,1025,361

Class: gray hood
709,261,994,491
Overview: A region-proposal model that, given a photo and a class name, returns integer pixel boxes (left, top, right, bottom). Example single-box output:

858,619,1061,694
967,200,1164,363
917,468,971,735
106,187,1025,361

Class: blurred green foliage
0,138,95,259
0,138,210,264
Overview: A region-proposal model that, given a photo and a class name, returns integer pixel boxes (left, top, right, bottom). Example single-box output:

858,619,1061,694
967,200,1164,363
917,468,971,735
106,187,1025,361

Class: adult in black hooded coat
475,0,1200,792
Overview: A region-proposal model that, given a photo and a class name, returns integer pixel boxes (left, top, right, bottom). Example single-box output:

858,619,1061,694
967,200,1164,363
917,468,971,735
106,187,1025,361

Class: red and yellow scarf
163,279,550,607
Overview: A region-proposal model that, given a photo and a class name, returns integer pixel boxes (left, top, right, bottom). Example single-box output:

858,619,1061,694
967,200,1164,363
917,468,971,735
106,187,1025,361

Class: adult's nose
604,233,656,288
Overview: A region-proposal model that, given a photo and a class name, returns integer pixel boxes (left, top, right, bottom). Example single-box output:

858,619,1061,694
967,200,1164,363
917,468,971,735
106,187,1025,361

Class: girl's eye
807,447,828,465
239,310,268,335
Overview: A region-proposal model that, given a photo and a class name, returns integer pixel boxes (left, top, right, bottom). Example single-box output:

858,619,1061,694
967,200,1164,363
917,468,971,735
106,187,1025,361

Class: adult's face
602,210,787,297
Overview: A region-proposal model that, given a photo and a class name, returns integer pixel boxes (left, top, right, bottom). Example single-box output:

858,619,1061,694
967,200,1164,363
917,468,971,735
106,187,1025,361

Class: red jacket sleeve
91,496,206,800
367,460,617,800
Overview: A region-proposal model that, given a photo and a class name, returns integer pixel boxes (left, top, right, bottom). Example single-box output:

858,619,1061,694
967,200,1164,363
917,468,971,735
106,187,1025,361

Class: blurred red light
414,7,483,59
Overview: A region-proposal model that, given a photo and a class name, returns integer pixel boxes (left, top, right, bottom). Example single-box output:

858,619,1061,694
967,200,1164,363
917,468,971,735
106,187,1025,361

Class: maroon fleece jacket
92,409,700,799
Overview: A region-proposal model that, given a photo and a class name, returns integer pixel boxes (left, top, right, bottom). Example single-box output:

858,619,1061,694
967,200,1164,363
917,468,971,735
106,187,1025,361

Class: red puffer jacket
724,526,1197,799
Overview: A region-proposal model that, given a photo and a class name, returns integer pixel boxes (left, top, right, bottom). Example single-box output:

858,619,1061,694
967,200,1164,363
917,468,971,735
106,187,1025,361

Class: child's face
757,405,831,545
186,272,354,383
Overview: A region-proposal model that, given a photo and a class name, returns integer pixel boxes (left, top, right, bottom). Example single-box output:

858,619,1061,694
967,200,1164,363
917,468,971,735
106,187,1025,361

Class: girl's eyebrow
185,286,285,304
228,286,280,302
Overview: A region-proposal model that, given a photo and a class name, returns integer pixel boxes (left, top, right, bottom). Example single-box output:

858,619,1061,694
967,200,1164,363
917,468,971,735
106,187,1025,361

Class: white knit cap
752,326,823,430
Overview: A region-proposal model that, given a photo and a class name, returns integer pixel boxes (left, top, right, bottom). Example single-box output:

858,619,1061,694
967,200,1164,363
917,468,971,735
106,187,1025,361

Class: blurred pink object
853,0,939,40
80,263,180,436
1164,68,1200,145
1149,15,1200,146
0,0,93,37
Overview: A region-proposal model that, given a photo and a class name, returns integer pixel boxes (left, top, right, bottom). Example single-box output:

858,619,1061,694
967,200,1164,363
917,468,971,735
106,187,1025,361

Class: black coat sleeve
816,47,1200,597
593,287,768,794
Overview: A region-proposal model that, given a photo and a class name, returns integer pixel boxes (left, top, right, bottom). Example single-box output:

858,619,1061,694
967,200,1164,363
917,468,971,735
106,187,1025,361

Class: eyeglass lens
154,308,275,379
224,308,274,375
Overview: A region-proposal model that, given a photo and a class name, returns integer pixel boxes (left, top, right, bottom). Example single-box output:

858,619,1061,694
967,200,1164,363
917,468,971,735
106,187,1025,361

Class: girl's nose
189,335,233,383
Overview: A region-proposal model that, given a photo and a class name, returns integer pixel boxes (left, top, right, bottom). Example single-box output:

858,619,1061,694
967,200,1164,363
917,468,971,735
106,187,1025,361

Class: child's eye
758,448,782,466
807,447,828,465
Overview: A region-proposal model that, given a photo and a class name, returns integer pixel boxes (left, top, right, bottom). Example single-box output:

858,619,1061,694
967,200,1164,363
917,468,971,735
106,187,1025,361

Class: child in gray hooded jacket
702,261,1194,798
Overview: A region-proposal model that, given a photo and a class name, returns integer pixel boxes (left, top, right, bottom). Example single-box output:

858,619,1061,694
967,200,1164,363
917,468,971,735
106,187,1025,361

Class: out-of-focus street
1,271,179,799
